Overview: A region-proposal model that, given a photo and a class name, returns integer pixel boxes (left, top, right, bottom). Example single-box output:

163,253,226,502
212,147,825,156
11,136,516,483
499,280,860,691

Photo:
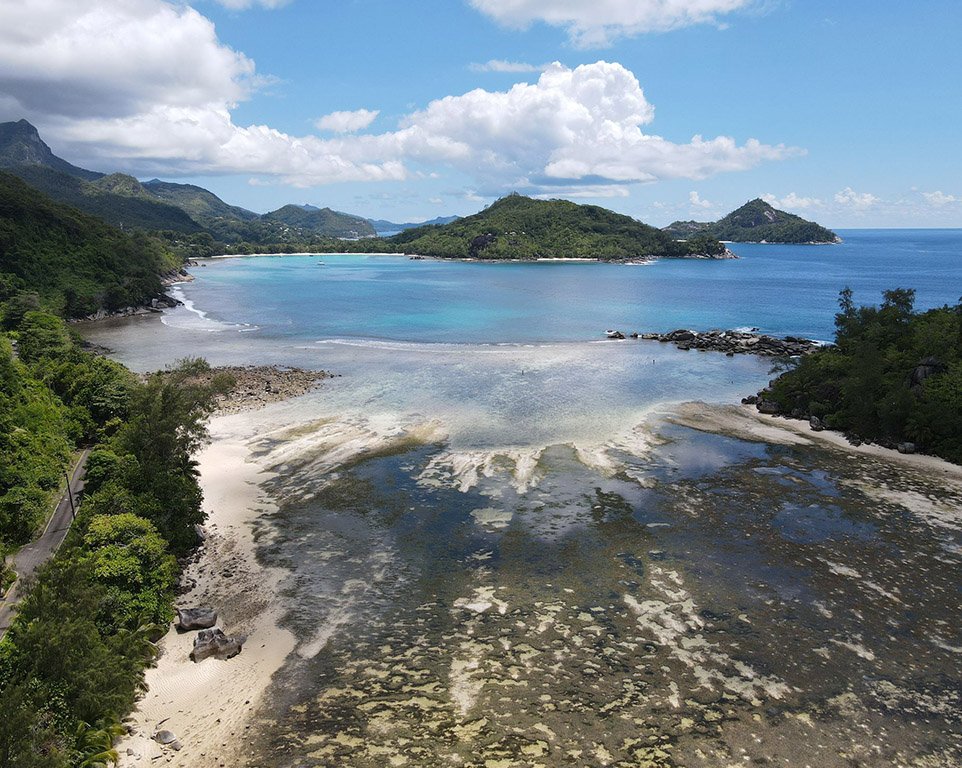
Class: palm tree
75,720,125,768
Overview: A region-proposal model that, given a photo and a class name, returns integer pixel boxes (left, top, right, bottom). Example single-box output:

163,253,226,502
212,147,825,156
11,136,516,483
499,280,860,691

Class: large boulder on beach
176,607,218,631
756,400,780,415
190,628,243,662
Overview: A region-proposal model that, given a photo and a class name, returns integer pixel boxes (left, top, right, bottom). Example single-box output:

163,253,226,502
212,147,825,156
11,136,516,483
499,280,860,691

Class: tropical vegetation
1,273,229,764
0,168,229,764
0,172,180,318
385,194,727,259
762,288,962,463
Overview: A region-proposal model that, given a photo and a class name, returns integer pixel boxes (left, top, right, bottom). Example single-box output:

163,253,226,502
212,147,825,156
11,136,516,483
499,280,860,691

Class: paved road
0,448,90,638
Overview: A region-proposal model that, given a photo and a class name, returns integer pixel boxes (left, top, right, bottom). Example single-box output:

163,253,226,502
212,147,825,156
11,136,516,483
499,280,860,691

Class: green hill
664,199,839,244
142,179,259,225
0,172,179,317
388,194,727,259
3,162,203,234
263,204,375,239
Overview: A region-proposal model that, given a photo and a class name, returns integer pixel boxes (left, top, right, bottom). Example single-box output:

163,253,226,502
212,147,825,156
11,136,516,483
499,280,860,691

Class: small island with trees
664,198,840,244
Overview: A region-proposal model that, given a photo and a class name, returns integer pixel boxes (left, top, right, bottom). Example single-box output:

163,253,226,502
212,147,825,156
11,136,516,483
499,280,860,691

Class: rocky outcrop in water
640,329,821,357
166,364,332,413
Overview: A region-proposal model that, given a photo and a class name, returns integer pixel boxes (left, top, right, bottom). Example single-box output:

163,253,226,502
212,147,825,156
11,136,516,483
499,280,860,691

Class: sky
1,0,960,227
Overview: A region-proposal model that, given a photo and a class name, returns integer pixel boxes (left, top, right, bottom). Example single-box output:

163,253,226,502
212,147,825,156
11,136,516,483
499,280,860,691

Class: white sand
118,415,295,767
671,401,962,482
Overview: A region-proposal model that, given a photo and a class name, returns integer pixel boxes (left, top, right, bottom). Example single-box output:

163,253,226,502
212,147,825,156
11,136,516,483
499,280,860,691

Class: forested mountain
664,199,839,244
0,119,102,181
0,121,380,244
263,204,375,239
388,194,728,259
0,172,179,317
142,179,260,225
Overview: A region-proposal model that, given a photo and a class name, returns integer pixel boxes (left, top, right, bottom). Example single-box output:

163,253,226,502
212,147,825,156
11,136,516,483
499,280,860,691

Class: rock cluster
176,607,217,631
72,293,181,322
641,328,820,357
189,627,244,663
172,365,332,413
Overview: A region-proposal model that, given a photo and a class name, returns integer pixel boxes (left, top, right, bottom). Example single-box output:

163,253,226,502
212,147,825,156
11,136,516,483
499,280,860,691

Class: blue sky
1,0,960,226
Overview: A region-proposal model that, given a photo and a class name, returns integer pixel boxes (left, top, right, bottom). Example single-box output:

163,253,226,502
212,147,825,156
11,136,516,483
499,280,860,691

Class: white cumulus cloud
0,0,255,120
384,62,796,188
834,187,879,211
315,109,380,133
762,192,823,210
689,191,713,209
0,6,796,193
469,0,755,46
923,190,959,206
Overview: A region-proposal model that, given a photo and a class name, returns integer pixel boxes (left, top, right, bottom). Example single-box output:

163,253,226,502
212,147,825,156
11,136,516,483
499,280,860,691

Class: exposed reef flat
201,401,962,768
177,364,332,414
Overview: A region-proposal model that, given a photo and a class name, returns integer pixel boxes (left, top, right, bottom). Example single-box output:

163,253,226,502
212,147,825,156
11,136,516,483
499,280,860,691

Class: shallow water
81,237,962,766
242,406,962,768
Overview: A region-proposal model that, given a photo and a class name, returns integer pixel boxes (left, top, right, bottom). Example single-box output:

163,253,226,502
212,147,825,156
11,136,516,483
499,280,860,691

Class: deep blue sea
162,229,962,346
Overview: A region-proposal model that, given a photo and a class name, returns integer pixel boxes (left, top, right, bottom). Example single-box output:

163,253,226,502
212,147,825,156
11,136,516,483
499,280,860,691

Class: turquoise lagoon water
165,228,962,346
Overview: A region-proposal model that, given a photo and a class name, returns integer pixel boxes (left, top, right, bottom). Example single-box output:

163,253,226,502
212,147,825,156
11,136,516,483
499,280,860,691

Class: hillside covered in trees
387,194,728,260
0,308,230,765
0,145,234,763
664,199,840,244
0,121,377,248
0,172,180,318
759,289,962,463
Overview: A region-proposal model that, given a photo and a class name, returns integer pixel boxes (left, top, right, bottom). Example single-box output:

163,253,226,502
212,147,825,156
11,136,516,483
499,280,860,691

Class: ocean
83,230,962,767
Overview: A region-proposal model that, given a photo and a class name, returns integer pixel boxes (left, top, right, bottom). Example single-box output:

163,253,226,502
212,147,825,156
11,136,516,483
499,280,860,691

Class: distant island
368,215,460,236
382,194,730,260
664,198,840,244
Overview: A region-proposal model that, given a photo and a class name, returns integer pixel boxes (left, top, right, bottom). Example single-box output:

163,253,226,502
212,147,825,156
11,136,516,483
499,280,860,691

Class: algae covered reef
236,410,962,768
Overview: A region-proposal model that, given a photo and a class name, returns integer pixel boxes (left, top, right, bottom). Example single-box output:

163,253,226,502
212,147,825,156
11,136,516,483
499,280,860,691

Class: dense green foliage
5,166,202,234
0,334,71,546
664,198,839,244
385,194,726,260
142,179,259,225
0,173,180,317
262,204,375,239
765,289,962,462
0,312,228,766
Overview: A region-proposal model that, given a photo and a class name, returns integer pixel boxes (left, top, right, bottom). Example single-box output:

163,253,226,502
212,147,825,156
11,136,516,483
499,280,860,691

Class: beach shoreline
117,413,295,767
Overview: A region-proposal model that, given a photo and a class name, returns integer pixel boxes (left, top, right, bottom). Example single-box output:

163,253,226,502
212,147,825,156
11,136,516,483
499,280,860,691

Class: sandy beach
118,413,295,767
